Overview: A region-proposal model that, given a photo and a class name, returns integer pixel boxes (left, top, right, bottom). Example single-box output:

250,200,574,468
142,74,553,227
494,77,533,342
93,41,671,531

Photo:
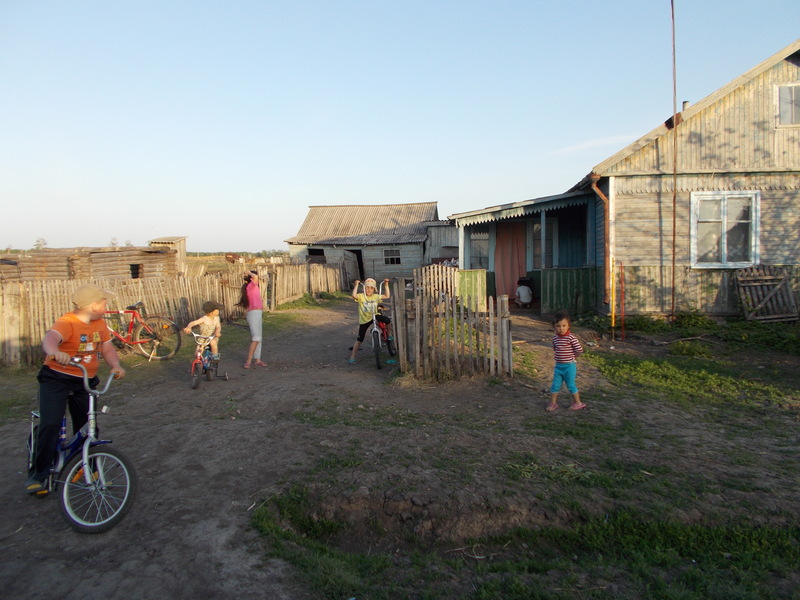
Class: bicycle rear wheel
134,316,181,360
372,329,382,370
59,445,137,533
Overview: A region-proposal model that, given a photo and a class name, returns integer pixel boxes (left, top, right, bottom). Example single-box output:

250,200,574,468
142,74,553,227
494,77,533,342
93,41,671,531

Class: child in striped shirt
546,311,586,412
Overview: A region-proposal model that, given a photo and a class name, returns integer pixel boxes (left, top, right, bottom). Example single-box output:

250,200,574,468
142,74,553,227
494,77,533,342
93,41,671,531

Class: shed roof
570,38,800,190
285,202,438,246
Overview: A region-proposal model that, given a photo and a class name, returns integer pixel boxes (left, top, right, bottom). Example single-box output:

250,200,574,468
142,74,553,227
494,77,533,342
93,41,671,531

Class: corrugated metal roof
285,202,438,245
447,191,591,226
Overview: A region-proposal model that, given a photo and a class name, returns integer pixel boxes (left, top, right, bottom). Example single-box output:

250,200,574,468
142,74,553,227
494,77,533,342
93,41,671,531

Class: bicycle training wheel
192,362,202,389
134,316,181,360
372,329,382,370
386,336,396,357
206,364,214,381
59,445,137,534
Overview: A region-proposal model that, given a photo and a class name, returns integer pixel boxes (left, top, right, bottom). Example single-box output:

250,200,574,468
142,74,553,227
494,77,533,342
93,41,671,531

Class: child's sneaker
25,473,48,496
210,353,220,362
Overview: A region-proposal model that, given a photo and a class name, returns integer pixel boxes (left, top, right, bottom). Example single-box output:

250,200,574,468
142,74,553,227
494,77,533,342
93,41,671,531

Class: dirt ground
0,301,796,599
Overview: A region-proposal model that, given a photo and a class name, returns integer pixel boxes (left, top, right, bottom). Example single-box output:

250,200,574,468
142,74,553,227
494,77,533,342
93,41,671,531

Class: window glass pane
697,222,721,262
698,198,721,220
728,197,751,222
469,231,488,270
779,86,800,125
726,221,750,262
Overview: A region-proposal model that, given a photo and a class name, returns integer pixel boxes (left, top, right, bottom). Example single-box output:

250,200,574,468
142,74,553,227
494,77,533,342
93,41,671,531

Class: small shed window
130,264,143,278
690,192,760,268
384,249,401,265
778,85,800,125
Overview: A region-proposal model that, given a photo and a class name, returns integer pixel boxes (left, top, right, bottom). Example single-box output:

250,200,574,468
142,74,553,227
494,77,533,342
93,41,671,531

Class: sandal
254,360,267,367
243,363,251,369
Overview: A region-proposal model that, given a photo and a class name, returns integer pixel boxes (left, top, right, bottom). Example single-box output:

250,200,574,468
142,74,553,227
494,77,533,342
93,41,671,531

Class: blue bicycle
26,358,137,533
189,331,229,389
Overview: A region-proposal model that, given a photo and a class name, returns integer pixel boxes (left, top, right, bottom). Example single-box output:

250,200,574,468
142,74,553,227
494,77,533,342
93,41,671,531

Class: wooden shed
285,203,450,283
149,236,188,275
0,246,179,282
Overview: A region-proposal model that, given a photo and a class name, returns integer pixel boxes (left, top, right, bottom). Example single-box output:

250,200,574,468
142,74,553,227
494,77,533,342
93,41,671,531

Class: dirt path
2,302,557,599
5,302,795,599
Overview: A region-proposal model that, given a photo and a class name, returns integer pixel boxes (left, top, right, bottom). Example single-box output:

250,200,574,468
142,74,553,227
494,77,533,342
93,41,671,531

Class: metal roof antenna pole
670,0,679,320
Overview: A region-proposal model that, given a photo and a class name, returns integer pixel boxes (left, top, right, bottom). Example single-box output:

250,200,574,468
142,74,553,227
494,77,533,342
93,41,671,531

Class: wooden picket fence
0,263,343,366
391,266,511,380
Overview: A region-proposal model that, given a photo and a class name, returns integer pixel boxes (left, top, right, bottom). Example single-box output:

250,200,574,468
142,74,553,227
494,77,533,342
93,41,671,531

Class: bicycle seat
125,302,144,310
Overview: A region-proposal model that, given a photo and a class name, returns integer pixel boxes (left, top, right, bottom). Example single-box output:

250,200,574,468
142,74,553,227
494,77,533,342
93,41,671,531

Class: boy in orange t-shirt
26,284,126,495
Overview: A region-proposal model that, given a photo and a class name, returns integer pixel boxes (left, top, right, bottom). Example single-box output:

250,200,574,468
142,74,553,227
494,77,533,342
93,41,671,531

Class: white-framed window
383,248,401,265
690,191,760,268
778,84,800,126
469,229,489,269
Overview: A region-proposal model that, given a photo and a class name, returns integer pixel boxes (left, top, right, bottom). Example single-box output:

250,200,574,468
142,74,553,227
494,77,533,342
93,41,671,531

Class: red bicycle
104,301,182,360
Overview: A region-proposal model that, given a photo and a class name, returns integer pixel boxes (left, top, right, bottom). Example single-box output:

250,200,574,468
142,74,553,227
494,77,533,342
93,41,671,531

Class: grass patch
276,293,323,310
586,352,798,408
253,494,800,600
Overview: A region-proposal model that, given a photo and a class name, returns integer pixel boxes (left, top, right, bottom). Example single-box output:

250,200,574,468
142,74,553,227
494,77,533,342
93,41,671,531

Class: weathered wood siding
605,58,800,175
0,248,179,282
425,224,459,263
539,268,598,315
611,264,800,315
360,245,423,280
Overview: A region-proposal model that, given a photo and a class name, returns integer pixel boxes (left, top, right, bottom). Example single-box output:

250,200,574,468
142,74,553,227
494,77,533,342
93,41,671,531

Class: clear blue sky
1,1,797,252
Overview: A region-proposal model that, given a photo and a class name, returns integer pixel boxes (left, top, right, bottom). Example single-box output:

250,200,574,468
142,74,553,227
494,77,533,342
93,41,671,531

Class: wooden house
286,203,452,283
450,39,800,316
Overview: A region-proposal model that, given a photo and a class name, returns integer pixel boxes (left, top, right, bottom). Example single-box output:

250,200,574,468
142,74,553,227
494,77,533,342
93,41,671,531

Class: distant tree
33,238,48,250
125,240,134,247
110,237,118,247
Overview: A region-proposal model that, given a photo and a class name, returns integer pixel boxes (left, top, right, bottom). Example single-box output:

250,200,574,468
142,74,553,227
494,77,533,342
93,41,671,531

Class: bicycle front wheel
372,329,382,370
134,316,181,360
59,446,137,534
192,362,202,389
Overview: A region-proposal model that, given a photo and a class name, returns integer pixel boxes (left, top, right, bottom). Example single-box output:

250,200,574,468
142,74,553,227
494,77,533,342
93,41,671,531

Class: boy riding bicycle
27,284,126,495
348,278,391,364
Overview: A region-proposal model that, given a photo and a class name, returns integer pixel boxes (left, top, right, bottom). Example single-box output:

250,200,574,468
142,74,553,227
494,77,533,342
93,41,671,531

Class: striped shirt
552,332,583,363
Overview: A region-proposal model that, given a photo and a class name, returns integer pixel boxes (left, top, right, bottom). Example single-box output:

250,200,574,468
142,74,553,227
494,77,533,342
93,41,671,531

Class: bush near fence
0,263,343,366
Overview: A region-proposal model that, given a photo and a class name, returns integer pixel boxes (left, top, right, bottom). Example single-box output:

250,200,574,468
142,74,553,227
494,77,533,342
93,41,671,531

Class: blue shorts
550,362,578,394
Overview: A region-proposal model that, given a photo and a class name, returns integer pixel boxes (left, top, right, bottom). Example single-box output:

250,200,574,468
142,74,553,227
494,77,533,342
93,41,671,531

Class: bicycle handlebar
189,331,216,344
67,357,116,395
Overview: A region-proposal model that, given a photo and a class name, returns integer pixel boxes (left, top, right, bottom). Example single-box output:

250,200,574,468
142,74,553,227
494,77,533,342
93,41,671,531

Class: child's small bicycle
358,280,396,370
104,301,181,361
26,358,137,533
189,331,229,389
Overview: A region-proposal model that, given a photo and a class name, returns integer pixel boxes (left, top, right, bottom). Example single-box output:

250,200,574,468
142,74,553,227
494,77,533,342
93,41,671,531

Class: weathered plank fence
391,266,511,381
0,263,343,366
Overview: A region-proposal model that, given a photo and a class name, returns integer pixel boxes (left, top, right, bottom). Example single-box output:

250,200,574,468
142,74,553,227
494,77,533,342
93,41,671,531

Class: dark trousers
32,366,98,476
356,315,390,342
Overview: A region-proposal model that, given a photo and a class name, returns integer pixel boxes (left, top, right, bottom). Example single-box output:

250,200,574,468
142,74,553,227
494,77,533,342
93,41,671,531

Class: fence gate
391,267,511,381
735,265,799,323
